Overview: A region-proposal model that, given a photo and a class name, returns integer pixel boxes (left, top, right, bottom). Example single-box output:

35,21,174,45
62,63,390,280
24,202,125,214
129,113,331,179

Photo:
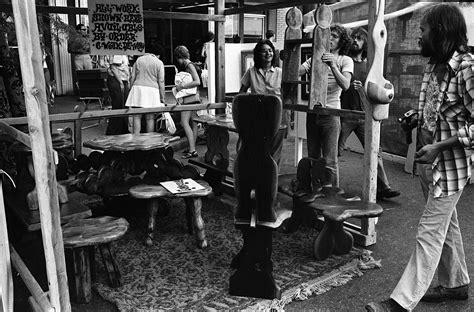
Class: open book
160,178,205,194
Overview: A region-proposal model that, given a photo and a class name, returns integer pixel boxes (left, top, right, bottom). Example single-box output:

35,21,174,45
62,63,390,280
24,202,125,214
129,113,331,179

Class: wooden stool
278,157,383,260
62,216,129,303
305,187,382,260
128,180,212,248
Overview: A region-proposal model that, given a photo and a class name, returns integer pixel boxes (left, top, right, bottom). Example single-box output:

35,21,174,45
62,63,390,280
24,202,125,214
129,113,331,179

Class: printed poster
88,0,145,55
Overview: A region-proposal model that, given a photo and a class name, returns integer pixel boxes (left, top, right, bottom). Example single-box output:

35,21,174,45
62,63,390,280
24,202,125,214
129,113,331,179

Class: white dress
125,54,164,108
126,86,163,108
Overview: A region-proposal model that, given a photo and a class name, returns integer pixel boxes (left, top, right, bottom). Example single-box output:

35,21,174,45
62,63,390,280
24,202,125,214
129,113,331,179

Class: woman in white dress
125,44,165,133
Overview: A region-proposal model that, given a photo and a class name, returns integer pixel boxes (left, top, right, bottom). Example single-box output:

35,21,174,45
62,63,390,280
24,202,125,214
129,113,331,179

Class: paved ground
10,96,474,311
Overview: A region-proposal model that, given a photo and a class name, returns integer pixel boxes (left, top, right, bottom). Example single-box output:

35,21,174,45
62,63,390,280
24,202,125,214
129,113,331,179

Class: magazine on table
160,178,204,194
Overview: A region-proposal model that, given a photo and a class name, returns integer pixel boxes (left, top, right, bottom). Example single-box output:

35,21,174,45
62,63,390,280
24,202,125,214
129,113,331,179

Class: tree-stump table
128,180,212,248
62,216,129,303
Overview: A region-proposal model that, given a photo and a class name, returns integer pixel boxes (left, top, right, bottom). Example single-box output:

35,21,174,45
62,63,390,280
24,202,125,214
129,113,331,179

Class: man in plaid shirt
367,4,474,312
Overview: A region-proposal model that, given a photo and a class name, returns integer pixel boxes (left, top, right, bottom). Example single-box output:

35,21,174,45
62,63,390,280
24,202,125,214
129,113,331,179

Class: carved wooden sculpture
230,94,291,300
282,7,303,109
279,158,383,261
309,4,332,109
365,0,394,120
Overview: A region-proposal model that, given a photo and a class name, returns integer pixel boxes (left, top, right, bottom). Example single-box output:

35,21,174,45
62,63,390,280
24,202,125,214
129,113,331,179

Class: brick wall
334,1,428,157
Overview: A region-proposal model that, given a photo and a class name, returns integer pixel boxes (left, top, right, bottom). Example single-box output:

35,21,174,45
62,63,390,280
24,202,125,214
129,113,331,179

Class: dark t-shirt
340,59,368,111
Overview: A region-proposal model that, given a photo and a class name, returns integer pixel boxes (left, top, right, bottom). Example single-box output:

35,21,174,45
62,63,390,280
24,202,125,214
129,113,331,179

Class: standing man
68,24,92,71
339,27,400,200
366,4,474,311
299,23,353,188
281,24,353,234
105,55,130,135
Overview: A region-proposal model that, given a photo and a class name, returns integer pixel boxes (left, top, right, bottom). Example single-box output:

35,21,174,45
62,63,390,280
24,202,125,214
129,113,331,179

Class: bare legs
181,110,198,153
132,113,156,134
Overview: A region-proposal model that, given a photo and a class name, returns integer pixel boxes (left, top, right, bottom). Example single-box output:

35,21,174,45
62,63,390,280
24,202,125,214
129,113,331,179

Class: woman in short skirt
174,45,201,159
126,44,165,133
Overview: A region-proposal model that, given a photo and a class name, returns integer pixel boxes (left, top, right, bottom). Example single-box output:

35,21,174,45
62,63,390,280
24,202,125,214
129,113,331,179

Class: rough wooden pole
214,0,226,114
11,0,71,310
0,176,13,312
361,0,381,242
10,246,53,312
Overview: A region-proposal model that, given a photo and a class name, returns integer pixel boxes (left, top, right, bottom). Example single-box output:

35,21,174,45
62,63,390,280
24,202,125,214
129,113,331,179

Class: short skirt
125,86,163,108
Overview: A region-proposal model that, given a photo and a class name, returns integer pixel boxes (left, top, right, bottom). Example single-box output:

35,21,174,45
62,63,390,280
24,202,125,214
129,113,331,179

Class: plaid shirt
417,51,474,197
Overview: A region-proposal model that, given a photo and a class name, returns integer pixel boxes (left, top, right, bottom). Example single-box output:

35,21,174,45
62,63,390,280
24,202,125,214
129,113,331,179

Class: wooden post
0,174,13,312
10,246,54,312
361,0,382,243
214,0,226,114
238,0,244,42
11,0,71,310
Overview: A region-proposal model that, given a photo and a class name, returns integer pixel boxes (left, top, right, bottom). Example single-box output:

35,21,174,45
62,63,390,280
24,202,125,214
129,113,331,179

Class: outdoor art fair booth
0,0,437,310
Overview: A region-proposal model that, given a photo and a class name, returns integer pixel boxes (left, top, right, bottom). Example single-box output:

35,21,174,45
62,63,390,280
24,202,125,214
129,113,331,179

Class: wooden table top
194,114,286,132
83,132,171,151
129,180,212,199
194,114,236,132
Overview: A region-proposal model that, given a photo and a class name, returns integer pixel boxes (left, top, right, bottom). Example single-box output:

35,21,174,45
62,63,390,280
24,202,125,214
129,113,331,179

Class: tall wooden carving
282,7,303,109
230,94,290,300
309,4,332,109
365,0,394,120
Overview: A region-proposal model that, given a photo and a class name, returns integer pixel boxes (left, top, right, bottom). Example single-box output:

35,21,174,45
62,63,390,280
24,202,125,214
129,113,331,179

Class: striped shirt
417,51,474,197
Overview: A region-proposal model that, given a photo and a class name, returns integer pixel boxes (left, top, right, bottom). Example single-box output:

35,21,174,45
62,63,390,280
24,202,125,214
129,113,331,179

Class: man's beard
349,45,362,56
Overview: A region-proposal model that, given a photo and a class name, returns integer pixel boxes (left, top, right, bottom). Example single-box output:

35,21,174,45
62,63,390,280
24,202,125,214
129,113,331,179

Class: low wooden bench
278,157,383,261
128,180,212,248
62,216,129,303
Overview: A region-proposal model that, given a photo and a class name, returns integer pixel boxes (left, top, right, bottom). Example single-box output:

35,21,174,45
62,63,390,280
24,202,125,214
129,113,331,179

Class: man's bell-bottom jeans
391,163,470,311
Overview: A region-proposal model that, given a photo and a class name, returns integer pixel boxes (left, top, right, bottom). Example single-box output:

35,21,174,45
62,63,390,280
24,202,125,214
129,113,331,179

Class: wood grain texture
309,27,330,109
83,133,171,152
62,216,129,248
0,179,13,312
282,7,302,109
129,180,212,199
11,0,70,308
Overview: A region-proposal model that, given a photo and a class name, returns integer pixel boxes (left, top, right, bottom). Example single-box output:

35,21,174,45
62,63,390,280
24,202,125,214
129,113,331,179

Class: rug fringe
244,250,381,311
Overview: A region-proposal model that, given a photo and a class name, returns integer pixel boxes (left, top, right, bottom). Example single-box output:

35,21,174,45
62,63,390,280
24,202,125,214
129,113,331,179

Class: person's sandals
182,151,198,159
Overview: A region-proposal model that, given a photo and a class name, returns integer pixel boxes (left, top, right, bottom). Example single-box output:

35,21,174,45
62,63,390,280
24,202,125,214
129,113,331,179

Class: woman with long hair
239,39,286,166
174,45,201,159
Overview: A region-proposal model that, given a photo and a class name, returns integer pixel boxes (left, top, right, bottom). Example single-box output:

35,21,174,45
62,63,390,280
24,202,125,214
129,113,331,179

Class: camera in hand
398,109,418,145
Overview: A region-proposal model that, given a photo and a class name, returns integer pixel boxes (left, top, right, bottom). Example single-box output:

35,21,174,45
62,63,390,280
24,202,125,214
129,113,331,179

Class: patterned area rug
92,197,379,311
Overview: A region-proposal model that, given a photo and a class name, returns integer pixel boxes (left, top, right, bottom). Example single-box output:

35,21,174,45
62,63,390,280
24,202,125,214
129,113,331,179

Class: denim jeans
391,163,469,311
306,113,340,187
338,117,390,190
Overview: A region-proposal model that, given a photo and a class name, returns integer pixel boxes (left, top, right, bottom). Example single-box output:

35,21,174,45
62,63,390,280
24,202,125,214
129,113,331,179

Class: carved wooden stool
128,180,212,248
279,158,383,261
62,216,129,303
305,188,382,260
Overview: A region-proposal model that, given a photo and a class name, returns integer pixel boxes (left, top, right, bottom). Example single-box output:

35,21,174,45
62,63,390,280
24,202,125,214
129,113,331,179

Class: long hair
331,24,351,56
350,27,368,60
423,3,468,63
253,39,276,69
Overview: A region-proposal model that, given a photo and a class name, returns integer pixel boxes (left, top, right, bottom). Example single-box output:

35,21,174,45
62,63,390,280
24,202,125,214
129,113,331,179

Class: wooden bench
129,180,212,248
62,216,129,303
278,157,383,261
